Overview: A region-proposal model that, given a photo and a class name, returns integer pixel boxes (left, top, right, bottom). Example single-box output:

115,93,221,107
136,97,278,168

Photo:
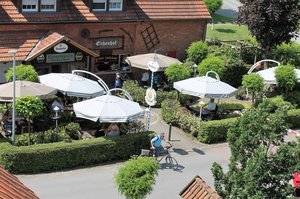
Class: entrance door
51,65,60,73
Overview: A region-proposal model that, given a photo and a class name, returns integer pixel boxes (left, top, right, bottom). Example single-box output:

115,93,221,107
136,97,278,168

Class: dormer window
41,0,57,12
109,0,122,11
93,0,106,11
22,0,38,12
92,0,123,11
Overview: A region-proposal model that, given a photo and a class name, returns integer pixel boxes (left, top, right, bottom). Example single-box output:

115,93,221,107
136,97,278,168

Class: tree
198,56,225,77
15,96,43,145
211,101,300,198
275,65,297,96
204,0,223,30
186,41,208,65
164,63,190,83
5,64,39,82
237,0,300,59
114,156,159,199
242,73,264,106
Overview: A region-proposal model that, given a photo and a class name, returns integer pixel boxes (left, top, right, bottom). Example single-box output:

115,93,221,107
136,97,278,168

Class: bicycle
140,146,178,170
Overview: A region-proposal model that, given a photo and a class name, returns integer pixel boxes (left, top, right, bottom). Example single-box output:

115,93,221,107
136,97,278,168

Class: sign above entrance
94,37,123,49
54,43,68,53
46,53,75,63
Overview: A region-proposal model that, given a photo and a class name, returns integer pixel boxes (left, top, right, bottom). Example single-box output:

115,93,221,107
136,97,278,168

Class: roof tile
179,176,222,199
0,165,39,199
0,0,210,23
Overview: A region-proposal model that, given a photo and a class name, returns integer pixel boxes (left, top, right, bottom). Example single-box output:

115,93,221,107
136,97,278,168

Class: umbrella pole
147,72,154,130
199,106,202,120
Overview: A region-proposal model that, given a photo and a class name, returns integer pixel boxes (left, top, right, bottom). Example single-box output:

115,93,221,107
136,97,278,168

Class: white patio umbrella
125,53,182,71
174,71,237,99
0,80,57,101
174,71,237,119
73,95,144,123
39,73,105,98
256,66,300,84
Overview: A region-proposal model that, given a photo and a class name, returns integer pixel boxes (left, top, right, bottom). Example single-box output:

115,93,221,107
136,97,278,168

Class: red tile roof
0,165,39,199
0,30,98,62
179,175,222,199
0,0,211,23
0,30,48,62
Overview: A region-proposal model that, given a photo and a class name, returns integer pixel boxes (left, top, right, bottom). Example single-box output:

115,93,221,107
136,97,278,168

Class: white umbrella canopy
0,80,57,100
125,53,182,71
39,73,105,98
257,66,300,84
174,72,237,99
73,95,144,123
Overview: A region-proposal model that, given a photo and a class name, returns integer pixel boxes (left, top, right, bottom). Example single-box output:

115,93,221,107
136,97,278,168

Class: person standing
115,72,122,89
141,71,149,87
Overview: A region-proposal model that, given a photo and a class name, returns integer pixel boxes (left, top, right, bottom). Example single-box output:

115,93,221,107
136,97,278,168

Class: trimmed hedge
161,99,237,143
196,118,237,143
0,131,152,174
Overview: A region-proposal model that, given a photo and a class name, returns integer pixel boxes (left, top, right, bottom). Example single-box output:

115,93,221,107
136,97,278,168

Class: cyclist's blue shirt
151,136,164,147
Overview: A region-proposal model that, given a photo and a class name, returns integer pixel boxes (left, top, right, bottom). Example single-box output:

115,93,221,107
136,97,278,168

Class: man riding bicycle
150,132,172,158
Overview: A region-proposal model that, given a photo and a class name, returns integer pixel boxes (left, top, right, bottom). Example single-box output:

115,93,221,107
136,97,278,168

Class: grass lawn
206,14,254,41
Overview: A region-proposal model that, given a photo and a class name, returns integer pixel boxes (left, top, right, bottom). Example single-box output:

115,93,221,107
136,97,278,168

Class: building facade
0,0,211,83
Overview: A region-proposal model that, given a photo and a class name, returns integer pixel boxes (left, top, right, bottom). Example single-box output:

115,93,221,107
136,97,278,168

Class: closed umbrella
257,66,300,84
125,53,182,71
39,73,105,98
73,95,144,123
0,80,57,101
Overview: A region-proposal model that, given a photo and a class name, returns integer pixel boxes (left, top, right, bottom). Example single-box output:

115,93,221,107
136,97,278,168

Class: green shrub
284,91,300,108
63,122,81,140
218,102,246,112
122,80,177,107
257,96,295,113
286,109,300,128
0,132,152,174
165,63,190,83
160,99,181,124
5,64,39,82
274,43,300,67
115,156,159,199
186,41,208,64
197,118,237,143
198,56,225,78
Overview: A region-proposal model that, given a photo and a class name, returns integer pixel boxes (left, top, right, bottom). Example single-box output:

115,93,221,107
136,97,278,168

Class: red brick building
0,0,210,83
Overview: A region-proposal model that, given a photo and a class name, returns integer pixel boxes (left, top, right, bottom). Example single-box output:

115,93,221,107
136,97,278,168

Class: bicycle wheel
165,156,178,170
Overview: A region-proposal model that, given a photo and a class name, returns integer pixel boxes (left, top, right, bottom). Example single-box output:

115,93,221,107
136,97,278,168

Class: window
41,0,56,12
109,0,122,11
22,0,38,12
93,0,106,11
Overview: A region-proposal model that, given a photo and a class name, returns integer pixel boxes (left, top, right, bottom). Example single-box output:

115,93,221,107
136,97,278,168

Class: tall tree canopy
237,0,300,59
212,100,300,198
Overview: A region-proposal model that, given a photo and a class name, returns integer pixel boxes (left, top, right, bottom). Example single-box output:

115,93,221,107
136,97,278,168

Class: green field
206,14,254,41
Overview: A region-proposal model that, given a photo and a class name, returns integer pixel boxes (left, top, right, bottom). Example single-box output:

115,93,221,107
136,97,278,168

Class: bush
165,63,190,83
122,80,177,107
186,41,208,64
198,56,225,78
15,123,81,146
257,96,295,113
286,109,300,128
275,65,297,95
115,156,159,199
0,131,152,174
5,64,39,82
160,99,181,124
222,57,247,88
218,102,246,112
273,43,300,67
284,91,300,108
196,118,237,143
